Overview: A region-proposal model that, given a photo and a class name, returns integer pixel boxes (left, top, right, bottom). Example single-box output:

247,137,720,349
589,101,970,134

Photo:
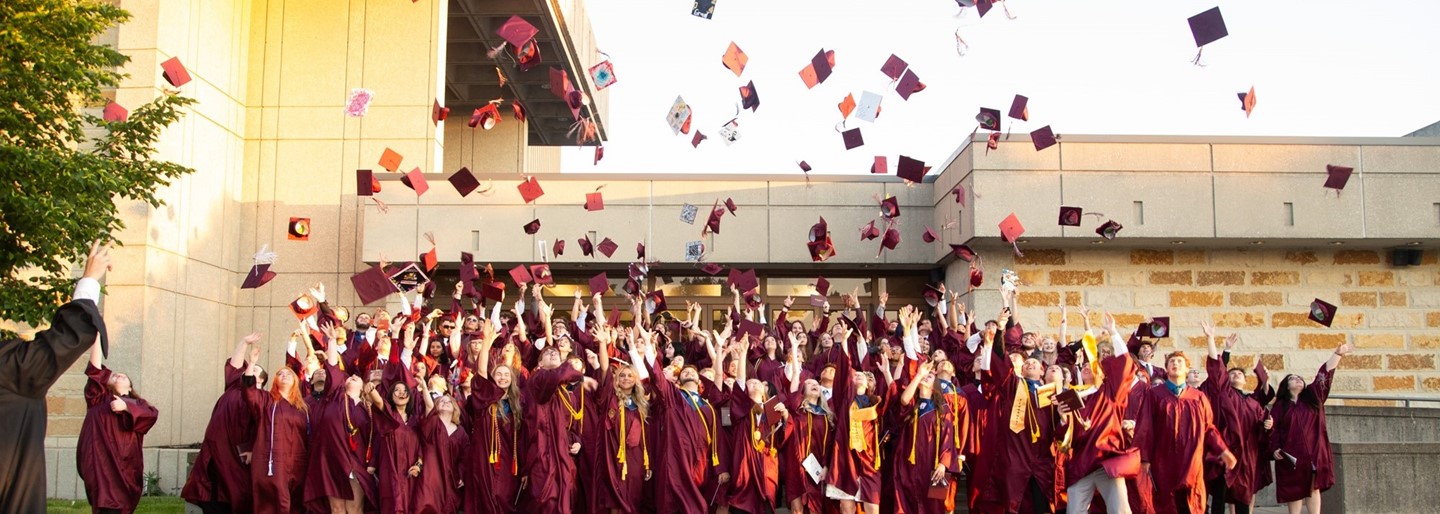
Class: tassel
487,42,508,59
252,245,277,266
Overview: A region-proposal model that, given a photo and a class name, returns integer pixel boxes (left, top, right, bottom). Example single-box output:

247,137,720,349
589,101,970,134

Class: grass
47,496,187,513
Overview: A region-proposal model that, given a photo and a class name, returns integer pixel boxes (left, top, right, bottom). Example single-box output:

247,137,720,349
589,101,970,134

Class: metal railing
1329,394,1440,408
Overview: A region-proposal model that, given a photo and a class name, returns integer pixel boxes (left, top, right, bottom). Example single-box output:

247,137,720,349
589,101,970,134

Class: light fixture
1329,241,1345,246
1170,241,1186,245
1407,241,1423,246
1090,240,1105,245
1250,241,1264,245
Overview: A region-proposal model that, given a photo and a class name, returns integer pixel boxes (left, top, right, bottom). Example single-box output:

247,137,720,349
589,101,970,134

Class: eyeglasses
440,324,455,329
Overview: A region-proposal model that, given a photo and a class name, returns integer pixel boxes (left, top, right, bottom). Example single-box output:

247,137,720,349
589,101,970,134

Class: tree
0,0,194,333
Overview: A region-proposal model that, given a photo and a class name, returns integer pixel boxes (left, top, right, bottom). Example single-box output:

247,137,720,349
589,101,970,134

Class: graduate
181,333,266,514
77,334,159,514
1270,340,1352,514
825,309,890,514
1060,314,1137,514
522,293,590,514
892,357,957,514
1136,349,1237,514
718,334,790,514
1198,324,1273,514
367,323,424,514
0,242,111,514
587,325,652,514
648,325,725,514
413,388,468,514
463,319,525,514
302,325,376,514
246,343,311,514
978,305,1058,514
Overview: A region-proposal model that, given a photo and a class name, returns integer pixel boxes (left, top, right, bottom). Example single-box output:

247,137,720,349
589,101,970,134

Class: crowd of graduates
75,274,1350,514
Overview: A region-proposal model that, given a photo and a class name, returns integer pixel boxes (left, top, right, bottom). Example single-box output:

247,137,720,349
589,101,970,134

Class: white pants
1067,468,1131,514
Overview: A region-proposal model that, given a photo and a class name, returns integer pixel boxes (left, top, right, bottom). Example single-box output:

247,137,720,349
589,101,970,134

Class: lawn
48,496,188,513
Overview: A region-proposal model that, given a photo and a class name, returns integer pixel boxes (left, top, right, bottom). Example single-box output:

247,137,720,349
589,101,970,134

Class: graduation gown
1199,356,1270,506
247,388,310,514
77,364,159,514
1136,382,1228,514
1269,364,1336,504
414,410,468,514
586,369,650,514
893,395,957,514
780,395,833,513
1063,354,1138,489
0,300,105,514
302,362,376,511
373,402,423,514
464,376,522,514
721,390,789,514
181,362,259,512
825,343,888,506
649,358,721,514
522,365,584,513
978,347,1056,513
1122,379,1155,514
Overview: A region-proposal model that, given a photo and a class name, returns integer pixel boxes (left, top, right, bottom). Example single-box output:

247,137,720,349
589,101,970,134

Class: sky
559,0,1440,174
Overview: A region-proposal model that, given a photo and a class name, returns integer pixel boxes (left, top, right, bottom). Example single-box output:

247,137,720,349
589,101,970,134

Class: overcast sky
558,0,1440,174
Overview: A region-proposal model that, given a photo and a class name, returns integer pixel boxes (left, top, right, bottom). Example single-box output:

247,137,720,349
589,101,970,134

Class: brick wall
997,247,1440,403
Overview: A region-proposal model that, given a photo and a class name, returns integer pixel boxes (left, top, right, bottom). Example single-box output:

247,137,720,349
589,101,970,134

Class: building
31,0,1440,501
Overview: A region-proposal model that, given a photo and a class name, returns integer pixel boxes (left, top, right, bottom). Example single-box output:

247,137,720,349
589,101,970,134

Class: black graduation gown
0,300,107,514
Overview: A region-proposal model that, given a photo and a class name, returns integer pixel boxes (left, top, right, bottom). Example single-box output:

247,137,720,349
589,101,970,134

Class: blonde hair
614,366,651,422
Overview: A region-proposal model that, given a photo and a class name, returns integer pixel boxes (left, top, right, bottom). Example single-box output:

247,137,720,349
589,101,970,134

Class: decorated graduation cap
1324,164,1354,192
1096,220,1123,240
523,219,542,235
976,107,1001,131
1059,206,1082,227
808,217,836,262
1309,299,1337,327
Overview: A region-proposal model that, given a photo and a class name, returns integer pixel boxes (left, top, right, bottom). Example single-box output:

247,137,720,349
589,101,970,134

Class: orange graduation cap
160,57,191,87
1238,86,1257,117
999,213,1025,243
379,148,403,172
518,176,545,203
838,94,857,119
722,42,748,77
287,217,311,241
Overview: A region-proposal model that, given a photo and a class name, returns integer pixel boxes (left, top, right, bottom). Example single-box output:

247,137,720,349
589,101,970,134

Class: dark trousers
1205,477,1252,514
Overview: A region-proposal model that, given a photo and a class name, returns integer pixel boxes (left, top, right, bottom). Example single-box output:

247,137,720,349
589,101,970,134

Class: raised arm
1202,321,1219,361
231,332,262,370
1059,303,1070,349
900,361,934,406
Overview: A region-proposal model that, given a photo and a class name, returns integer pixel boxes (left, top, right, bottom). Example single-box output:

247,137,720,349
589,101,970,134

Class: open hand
82,240,114,281
110,398,128,413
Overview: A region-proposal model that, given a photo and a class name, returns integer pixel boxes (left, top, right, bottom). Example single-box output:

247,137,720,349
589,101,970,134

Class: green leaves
0,0,194,331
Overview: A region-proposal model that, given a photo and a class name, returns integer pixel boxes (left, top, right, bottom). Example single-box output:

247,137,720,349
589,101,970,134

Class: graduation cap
722,42,748,77
798,160,813,173
1238,86,1257,117
856,92,882,123
881,54,908,80
482,281,506,302
509,265,533,285
701,262,724,276
1059,206,1082,227
470,103,501,130
242,263,276,289
871,156,888,174
976,0,993,17
808,218,836,262
896,69,922,101
351,265,399,305
160,57,191,87
530,264,554,285
102,102,128,122
880,196,901,219
922,226,939,244
739,81,760,112
739,318,764,340
636,242,647,260
459,252,478,283
553,239,565,257
860,220,882,241
432,99,450,124
842,128,864,150
622,278,642,296
692,131,707,148
449,167,481,197
724,198,738,215
1031,126,1058,151
403,168,430,196
387,263,428,293
800,49,835,88
1096,220,1123,240
523,219,542,235
1009,95,1030,121
1324,164,1353,191
1309,299,1337,327
379,148,403,172
497,15,539,48
518,176,545,203
896,155,927,183
589,60,617,90
703,201,725,235
1137,317,1170,338
579,236,595,257
1188,7,1228,48
512,102,527,122
597,238,618,258
950,244,977,261
290,294,320,321
923,285,942,307
734,269,760,294
585,191,605,211
287,217,311,241
976,108,1001,131
879,225,901,253
666,96,693,135
356,170,378,197
815,276,831,296
999,213,1025,243
743,290,764,310
951,184,966,205
644,291,668,314
589,273,611,296
838,94,857,119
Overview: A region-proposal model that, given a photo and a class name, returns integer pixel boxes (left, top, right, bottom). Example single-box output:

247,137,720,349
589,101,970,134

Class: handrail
1329,394,1440,408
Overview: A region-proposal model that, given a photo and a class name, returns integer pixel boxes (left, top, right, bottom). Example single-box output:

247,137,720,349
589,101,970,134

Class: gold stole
850,402,882,471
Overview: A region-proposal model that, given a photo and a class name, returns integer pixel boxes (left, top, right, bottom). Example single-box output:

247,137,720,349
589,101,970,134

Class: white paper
855,91,882,123
803,453,824,483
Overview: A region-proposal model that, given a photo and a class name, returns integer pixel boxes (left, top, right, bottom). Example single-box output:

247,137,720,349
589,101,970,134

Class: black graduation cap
739,81,760,111
1188,7,1229,48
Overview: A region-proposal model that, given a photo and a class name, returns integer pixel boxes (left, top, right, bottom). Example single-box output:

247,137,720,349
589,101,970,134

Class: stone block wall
953,246,1440,401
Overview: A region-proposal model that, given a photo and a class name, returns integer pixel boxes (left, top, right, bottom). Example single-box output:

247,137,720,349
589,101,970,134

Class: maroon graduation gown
586,370,650,514
1063,354,1139,488
893,395,957,514
77,364,159,514
978,348,1056,513
959,382,996,512
374,402,422,514
414,411,468,514
247,391,311,514
0,300,105,514
1199,356,1270,505
302,362,376,511
1269,363,1336,503
522,365,584,513
1136,383,1229,514
781,394,833,513
721,390,789,514
649,358,721,514
181,362,258,512
825,343,887,505
1122,380,1155,514
464,375,522,514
